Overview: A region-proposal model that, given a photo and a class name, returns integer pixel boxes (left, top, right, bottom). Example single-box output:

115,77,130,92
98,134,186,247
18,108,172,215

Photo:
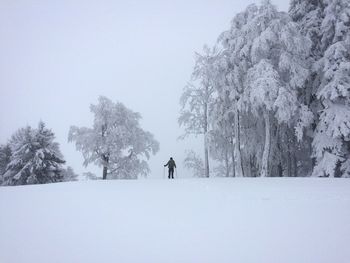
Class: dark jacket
164,159,176,169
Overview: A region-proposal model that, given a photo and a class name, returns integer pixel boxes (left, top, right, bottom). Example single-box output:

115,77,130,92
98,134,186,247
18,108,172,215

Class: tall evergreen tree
290,0,350,177
0,144,11,184
312,0,350,177
3,122,65,185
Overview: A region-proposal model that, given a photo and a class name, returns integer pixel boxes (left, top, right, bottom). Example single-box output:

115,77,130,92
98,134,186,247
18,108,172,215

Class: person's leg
171,168,174,179
168,169,171,179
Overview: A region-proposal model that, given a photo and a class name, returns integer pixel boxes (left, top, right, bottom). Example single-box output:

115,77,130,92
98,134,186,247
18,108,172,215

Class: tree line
0,96,159,185
1,0,349,185
180,0,350,178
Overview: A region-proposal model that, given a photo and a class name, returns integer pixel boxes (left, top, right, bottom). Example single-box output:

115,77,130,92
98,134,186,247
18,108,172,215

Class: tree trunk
204,100,210,178
234,107,244,177
292,152,297,177
286,150,292,177
204,138,209,178
102,166,108,180
261,109,271,177
247,155,253,178
225,150,230,177
231,141,236,177
102,154,109,180
307,136,314,175
101,125,109,180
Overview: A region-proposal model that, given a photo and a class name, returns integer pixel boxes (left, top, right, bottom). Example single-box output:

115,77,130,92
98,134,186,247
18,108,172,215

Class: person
164,157,176,179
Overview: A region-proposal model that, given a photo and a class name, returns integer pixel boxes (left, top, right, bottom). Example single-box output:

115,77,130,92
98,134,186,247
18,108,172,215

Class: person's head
170,157,173,160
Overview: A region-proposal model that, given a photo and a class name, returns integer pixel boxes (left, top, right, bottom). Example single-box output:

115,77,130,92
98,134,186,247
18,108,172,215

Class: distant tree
68,96,159,180
83,172,100,180
61,166,79,182
208,128,232,177
209,98,234,177
183,150,205,177
3,122,65,185
179,45,220,177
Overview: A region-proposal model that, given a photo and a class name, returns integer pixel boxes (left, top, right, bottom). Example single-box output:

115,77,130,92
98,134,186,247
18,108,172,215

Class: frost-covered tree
69,96,159,180
61,166,79,182
209,94,236,177
208,124,232,177
182,0,350,178
0,144,11,184
240,112,264,177
210,52,245,177
247,2,311,177
219,1,311,177
217,10,252,178
290,0,350,177
0,144,11,173
289,0,325,176
179,46,220,177
83,172,100,180
311,0,350,177
3,122,65,185
183,150,205,177
289,0,324,59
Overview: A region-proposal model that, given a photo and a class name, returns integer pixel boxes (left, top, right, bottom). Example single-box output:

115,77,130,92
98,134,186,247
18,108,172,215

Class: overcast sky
0,0,289,179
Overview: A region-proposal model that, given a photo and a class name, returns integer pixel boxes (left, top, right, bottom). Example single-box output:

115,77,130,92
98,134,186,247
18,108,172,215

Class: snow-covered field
0,178,349,263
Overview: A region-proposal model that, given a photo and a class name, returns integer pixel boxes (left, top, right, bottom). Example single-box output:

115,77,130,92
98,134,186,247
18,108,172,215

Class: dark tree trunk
102,154,109,180
102,166,108,180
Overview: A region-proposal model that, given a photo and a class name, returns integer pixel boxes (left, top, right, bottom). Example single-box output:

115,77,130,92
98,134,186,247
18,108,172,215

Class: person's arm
174,162,176,168
164,161,168,167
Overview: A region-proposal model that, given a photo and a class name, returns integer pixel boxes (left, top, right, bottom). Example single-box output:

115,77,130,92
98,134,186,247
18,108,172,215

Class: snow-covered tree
212,51,244,177
249,2,311,177
209,95,235,177
3,122,65,185
289,0,324,59
183,150,205,177
181,0,350,178
179,45,220,177
290,0,350,177
68,96,159,180
240,112,264,177
217,13,251,178
311,0,350,177
219,1,311,177
0,144,11,184
61,166,79,182
208,126,232,177
83,172,100,180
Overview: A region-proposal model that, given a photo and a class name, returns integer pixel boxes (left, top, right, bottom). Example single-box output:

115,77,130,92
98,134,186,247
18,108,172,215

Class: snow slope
0,178,349,263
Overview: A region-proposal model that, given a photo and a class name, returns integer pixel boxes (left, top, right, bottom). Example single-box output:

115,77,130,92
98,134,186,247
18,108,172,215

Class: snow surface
0,178,349,263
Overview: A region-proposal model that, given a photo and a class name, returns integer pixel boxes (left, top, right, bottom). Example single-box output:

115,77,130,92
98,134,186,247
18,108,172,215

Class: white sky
0,0,289,179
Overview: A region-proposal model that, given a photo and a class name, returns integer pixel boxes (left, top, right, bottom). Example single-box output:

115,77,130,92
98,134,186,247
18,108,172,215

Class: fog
0,0,289,178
